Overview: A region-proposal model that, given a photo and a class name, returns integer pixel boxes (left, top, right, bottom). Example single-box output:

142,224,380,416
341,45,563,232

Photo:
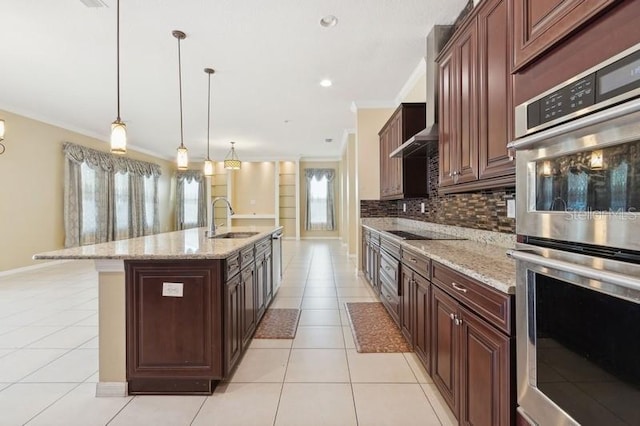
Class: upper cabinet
379,103,428,200
512,0,617,71
438,0,515,193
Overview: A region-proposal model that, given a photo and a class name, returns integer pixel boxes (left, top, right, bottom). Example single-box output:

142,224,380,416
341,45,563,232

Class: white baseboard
96,381,128,397
0,259,73,277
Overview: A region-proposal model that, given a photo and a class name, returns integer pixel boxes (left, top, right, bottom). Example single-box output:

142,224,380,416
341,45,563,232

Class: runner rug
254,308,301,339
345,302,411,353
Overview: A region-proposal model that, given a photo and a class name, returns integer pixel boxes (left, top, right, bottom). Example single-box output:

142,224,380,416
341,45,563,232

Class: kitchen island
33,225,283,396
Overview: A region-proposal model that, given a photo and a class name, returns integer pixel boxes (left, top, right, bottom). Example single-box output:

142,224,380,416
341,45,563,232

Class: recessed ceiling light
320,15,338,28
320,79,332,87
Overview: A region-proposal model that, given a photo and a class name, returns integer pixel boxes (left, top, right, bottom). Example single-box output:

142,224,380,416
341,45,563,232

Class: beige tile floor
0,240,456,426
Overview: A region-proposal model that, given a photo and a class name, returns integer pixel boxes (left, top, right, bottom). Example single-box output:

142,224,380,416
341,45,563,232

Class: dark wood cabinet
399,266,414,345
362,228,380,295
431,261,515,425
438,0,515,193
459,305,513,426
240,265,255,349
431,286,460,416
379,103,427,200
414,272,431,374
255,237,273,321
224,272,242,375
512,0,617,71
125,260,223,394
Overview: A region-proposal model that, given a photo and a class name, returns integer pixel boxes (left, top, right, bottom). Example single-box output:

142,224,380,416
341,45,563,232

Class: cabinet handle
409,258,417,263
448,172,453,177
455,317,463,326
508,148,516,161
452,282,468,293
449,313,455,321
384,266,391,271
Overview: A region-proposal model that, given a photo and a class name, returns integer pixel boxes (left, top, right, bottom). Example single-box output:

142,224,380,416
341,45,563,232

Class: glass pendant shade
177,145,189,170
0,119,5,140
224,142,241,170
110,120,127,154
204,159,214,176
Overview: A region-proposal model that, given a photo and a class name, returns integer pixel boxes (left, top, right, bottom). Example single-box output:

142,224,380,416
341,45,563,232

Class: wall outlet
507,199,516,218
162,282,184,297
421,202,425,213
402,203,407,212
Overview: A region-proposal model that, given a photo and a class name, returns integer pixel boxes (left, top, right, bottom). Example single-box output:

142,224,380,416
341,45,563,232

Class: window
305,168,336,231
63,142,161,248
175,170,206,230
182,179,200,229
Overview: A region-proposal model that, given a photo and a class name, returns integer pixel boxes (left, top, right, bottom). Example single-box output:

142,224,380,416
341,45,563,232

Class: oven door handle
507,249,640,291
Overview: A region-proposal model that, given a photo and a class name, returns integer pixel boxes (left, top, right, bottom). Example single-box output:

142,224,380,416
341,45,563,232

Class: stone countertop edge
32,225,283,261
362,222,516,295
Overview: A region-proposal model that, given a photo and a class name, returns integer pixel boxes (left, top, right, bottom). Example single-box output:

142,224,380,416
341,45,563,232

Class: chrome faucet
208,197,235,237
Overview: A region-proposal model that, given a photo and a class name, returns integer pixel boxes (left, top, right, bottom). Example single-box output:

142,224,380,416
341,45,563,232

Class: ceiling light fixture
203,67,215,177
320,15,338,27
110,0,127,155
0,119,6,155
173,30,189,170
224,141,241,170
320,79,332,87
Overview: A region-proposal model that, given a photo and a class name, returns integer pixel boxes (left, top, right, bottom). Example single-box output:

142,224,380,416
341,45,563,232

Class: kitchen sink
383,230,465,240
212,232,260,239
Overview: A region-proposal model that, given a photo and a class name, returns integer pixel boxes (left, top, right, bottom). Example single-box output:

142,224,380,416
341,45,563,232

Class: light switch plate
507,199,516,218
162,282,184,297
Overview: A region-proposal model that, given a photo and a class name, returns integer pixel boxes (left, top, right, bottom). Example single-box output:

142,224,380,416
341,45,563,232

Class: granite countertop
33,226,282,261
362,220,516,294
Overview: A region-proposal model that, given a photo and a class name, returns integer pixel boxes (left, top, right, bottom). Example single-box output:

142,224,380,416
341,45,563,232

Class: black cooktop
383,230,465,241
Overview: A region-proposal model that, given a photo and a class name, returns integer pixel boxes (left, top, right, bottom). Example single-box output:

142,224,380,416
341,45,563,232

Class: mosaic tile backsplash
361,155,516,233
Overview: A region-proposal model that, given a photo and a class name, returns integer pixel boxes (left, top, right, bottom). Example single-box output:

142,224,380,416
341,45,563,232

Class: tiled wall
361,155,516,233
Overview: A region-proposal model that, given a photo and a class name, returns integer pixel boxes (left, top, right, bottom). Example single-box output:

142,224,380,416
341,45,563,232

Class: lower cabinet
431,263,515,426
240,266,256,349
413,272,431,374
224,272,242,374
399,266,415,345
125,260,223,394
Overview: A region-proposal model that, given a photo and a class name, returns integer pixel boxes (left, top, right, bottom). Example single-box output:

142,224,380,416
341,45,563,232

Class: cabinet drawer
431,262,513,335
402,248,430,280
380,279,400,324
225,253,241,280
240,247,254,269
255,238,271,256
379,251,400,285
380,236,401,259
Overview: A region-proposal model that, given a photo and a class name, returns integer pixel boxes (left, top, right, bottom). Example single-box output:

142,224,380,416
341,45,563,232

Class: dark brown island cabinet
125,235,274,395
361,227,515,425
379,103,428,200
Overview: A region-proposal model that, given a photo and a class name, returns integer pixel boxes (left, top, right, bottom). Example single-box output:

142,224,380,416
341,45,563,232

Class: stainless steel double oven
508,42,640,425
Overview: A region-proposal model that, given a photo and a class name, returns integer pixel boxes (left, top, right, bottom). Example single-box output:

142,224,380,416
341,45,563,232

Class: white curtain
63,142,161,247
305,168,336,231
175,170,207,230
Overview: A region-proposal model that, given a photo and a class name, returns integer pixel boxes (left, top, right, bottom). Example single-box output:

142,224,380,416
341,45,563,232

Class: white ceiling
1,0,467,162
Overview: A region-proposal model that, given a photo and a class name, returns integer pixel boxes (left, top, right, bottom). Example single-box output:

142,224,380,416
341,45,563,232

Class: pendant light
203,68,215,176
110,0,127,154
173,30,189,170
224,142,241,170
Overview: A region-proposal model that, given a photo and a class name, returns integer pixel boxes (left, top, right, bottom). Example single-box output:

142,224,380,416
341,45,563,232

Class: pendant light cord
177,36,184,148
116,0,121,121
207,71,211,159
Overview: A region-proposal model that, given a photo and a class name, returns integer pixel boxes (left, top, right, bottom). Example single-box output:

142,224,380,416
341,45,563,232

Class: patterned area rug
254,309,301,339
345,302,411,353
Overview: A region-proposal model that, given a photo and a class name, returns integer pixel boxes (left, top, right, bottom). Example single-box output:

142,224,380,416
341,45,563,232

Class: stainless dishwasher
271,230,283,295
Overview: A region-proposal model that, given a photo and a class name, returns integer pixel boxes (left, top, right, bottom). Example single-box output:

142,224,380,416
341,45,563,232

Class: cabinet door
126,261,223,392
379,128,390,198
390,113,403,195
241,267,255,348
459,306,513,426
478,0,515,181
225,274,242,374
399,267,414,345
439,49,456,187
513,0,616,70
431,286,460,417
414,273,431,374
455,21,479,185
255,254,266,321
265,251,273,308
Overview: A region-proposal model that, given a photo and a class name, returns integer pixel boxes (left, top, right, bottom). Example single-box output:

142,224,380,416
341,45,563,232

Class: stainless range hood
391,25,452,158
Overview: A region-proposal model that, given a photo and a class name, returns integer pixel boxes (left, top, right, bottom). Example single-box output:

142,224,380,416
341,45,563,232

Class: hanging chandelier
224,141,241,170
203,68,215,176
110,0,127,154
173,30,189,170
